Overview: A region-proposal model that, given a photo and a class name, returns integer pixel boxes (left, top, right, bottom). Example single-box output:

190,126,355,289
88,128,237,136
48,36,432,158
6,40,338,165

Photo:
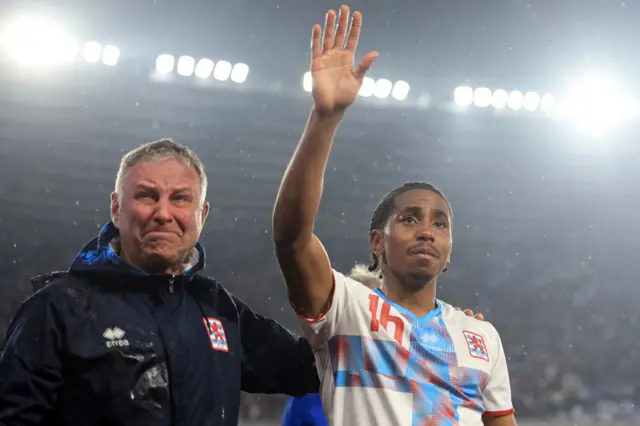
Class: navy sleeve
0,290,65,425
233,297,319,396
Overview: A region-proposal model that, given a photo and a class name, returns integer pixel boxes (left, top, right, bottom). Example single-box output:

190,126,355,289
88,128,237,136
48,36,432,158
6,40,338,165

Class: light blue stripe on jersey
327,295,486,425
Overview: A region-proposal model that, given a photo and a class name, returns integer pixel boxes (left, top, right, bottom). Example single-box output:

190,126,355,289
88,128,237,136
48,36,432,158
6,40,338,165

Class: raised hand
310,5,378,115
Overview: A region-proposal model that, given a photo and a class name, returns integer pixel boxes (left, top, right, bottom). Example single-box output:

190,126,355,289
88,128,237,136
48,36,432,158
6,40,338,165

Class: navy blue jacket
0,223,319,425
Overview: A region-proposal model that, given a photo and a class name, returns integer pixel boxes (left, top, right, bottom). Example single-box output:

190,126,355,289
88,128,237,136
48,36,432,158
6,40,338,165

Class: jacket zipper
168,275,175,294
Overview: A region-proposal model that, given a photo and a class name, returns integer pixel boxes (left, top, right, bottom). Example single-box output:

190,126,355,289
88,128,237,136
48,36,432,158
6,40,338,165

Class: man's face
110,157,209,274
370,189,452,289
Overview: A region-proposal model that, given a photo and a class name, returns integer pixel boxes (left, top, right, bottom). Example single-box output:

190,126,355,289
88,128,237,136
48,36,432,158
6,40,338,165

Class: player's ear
369,229,384,258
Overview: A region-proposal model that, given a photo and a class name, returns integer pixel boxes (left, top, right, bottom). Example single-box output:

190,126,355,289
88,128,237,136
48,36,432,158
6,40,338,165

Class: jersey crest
463,330,489,362
203,317,229,352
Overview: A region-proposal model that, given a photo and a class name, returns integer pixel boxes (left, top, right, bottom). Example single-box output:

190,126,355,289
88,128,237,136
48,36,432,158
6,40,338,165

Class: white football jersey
299,270,515,426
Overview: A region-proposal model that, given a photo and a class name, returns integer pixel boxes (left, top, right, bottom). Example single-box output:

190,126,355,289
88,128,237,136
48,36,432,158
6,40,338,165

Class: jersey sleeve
297,269,352,349
482,325,516,417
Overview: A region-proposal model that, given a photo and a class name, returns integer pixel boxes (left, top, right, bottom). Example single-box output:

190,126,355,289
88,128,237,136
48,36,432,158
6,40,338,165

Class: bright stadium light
230,63,249,83
82,42,101,63
358,77,375,97
374,78,393,99
565,77,628,134
155,54,175,74
194,58,214,79
0,14,79,67
473,87,491,108
101,45,120,66
549,101,569,121
491,89,509,109
454,86,473,106
540,94,556,114
213,60,232,81
522,92,540,112
176,55,195,77
302,71,312,92
507,91,524,111
391,80,410,101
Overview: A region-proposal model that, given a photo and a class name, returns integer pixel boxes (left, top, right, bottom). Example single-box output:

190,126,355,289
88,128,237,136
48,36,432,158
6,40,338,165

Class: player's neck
380,277,438,318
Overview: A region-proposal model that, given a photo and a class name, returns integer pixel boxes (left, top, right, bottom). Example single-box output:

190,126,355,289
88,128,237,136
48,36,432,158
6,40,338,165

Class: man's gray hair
114,138,208,205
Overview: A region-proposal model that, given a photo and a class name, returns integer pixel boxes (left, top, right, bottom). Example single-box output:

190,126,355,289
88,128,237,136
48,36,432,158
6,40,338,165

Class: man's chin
139,251,182,273
406,268,439,286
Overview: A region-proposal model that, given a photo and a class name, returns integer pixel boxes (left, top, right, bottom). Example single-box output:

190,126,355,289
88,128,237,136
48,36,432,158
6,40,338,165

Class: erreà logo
103,327,129,348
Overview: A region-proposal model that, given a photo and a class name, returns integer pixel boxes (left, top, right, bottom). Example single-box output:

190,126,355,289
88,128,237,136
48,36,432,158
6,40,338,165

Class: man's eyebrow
397,206,423,217
133,183,157,191
433,208,450,221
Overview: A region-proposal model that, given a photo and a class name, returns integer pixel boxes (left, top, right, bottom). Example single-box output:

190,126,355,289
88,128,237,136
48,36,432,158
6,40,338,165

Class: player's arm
483,414,517,426
0,290,65,424
272,5,377,319
482,325,517,426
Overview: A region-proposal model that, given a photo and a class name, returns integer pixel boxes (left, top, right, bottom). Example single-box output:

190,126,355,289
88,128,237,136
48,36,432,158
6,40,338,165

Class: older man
0,139,319,426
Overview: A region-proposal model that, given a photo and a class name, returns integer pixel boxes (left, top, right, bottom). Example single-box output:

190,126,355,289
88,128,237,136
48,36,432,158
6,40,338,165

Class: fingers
311,24,322,61
322,9,337,52
333,5,350,49
319,6,356,52
313,6,375,78
344,10,361,52
456,307,485,321
354,50,378,80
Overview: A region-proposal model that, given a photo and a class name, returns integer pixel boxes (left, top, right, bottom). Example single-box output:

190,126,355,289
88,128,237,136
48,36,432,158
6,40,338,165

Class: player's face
372,189,452,288
111,157,209,274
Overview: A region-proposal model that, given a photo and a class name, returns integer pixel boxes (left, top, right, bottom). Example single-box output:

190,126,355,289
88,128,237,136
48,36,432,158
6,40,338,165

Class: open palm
311,5,378,114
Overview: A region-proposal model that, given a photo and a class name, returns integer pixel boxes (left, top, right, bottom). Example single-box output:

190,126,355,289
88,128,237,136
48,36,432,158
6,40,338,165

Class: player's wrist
310,107,346,124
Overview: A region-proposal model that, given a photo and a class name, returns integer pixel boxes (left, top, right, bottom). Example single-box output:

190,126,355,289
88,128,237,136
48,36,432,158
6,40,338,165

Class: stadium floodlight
230,63,249,83
490,89,509,109
507,91,524,111
194,58,214,79
453,86,473,106
374,78,393,99
176,55,195,77
522,92,540,112
473,87,491,108
155,54,175,74
565,77,627,134
213,60,232,81
302,71,312,92
550,103,569,121
1,14,79,67
101,45,120,66
540,94,556,114
391,80,410,101
358,77,375,97
82,42,102,63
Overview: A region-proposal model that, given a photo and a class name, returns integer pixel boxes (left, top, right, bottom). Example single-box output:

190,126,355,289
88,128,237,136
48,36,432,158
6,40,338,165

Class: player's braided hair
368,181,453,274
